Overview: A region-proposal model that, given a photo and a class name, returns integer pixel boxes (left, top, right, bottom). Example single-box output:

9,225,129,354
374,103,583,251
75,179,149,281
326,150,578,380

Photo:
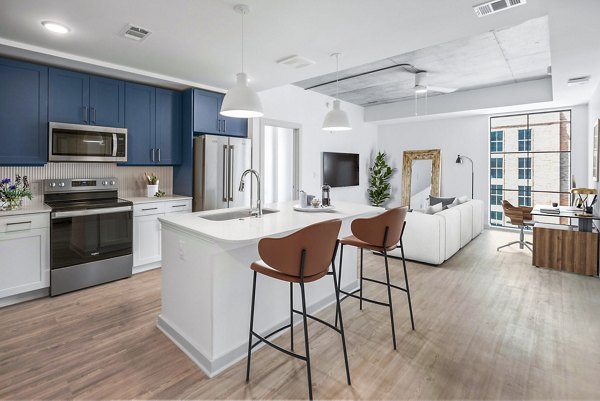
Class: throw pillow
458,195,469,204
425,202,443,214
429,196,456,208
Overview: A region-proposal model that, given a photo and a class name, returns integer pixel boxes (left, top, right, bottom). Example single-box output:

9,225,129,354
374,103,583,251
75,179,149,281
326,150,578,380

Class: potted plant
145,173,159,197
368,152,394,207
0,175,33,210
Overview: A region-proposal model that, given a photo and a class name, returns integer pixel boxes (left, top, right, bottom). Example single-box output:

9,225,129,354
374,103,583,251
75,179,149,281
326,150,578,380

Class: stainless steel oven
49,122,127,162
45,178,133,296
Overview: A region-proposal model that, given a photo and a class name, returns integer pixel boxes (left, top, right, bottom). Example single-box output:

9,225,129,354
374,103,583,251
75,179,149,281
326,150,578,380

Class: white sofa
388,199,484,265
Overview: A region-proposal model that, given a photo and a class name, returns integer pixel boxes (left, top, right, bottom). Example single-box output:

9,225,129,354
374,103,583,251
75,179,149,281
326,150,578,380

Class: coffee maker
322,184,331,207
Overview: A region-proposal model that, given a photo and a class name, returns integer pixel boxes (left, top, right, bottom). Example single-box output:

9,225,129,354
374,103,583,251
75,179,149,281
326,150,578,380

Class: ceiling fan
414,71,458,94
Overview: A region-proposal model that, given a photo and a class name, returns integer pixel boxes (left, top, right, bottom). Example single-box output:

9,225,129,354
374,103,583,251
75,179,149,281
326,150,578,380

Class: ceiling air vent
120,24,151,42
473,0,526,17
277,55,316,69
567,76,591,86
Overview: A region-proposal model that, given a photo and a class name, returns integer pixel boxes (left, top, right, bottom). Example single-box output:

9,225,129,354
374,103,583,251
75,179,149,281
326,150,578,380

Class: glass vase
4,198,23,210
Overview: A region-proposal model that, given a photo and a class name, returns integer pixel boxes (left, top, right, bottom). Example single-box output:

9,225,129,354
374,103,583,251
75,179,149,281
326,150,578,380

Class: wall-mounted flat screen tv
322,152,359,187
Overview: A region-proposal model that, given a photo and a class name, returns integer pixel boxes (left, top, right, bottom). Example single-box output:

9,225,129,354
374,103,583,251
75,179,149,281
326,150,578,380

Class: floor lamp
456,155,474,199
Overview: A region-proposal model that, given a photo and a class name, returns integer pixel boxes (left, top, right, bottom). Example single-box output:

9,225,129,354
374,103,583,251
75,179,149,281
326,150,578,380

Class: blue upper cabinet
0,58,48,165
122,84,182,166
49,67,124,127
156,88,182,165
192,88,247,137
124,83,155,165
89,76,125,127
49,68,89,125
193,89,222,135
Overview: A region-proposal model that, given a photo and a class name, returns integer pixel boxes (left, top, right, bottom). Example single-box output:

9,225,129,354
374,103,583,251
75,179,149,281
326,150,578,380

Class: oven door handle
51,205,133,219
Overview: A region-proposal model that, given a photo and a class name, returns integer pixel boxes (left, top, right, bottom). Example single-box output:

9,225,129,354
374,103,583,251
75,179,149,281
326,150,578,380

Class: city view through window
489,110,571,227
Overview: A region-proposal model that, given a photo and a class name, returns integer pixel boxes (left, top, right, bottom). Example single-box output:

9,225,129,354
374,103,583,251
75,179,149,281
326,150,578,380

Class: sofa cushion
388,211,446,265
436,208,462,260
429,196,456,207
470,199,484,237
454,202,474,246
425,202,443,214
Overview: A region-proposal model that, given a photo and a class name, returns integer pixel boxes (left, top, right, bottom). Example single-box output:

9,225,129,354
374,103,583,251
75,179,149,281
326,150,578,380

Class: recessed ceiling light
41,21,70,34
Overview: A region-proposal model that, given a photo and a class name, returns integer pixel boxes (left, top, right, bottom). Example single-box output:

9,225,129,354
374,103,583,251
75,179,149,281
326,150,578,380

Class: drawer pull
7,221,32,225
171,204,186,208
142,207,158,211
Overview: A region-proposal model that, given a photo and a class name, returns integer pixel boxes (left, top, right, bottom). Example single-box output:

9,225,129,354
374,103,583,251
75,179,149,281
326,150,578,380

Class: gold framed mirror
401,149,441,207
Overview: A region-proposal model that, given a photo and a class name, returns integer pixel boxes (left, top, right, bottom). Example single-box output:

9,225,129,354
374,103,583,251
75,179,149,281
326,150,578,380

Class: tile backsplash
0,163,173,204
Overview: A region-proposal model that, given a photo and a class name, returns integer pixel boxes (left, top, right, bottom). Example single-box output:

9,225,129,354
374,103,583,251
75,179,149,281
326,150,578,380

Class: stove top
43,177,131,211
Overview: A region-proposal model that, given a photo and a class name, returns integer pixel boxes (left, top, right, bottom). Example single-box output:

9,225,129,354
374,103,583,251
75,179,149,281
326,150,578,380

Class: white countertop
158,200,381,243
0,203,52,217
123,194,192,204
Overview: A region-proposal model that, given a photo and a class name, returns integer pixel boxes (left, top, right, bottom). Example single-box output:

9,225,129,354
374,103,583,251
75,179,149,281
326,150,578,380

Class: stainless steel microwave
48,122,127,163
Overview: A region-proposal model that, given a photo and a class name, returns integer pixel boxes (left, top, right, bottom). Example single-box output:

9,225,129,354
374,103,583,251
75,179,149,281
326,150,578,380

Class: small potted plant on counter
145,172,160,197
0,175,33,210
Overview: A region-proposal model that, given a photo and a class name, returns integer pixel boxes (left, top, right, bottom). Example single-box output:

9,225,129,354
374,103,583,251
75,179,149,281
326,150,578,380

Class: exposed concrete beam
364,77,553,123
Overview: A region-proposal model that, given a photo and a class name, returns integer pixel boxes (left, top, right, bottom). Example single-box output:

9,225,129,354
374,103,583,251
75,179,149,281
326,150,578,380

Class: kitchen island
157,200,381,377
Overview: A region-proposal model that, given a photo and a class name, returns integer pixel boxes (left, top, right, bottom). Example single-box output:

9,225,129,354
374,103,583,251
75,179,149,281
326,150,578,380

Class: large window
489,110,571,227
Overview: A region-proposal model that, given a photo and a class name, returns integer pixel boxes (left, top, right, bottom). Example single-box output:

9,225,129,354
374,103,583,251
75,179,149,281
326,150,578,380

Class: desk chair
497,200,533,252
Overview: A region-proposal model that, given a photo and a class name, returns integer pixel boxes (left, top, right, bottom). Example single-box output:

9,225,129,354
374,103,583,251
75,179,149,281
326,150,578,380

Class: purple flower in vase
1,178,10,184
9,185,16,190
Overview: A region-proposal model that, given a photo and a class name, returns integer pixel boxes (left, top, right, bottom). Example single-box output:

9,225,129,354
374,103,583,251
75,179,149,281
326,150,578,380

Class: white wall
378,105,588,224
254,85,378,204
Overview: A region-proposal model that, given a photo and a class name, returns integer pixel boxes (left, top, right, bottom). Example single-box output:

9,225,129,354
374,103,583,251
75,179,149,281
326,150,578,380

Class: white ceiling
0,0,599,110
295,16,551,106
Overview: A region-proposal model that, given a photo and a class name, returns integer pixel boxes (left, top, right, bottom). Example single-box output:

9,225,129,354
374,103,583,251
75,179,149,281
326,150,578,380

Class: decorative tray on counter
293,204,336,212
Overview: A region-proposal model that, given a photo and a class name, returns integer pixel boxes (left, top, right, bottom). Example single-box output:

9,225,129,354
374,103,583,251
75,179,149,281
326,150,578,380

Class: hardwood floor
1,229,600,400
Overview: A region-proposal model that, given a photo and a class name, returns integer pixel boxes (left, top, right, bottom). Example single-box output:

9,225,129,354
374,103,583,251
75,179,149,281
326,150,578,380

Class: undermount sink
200,208,279,221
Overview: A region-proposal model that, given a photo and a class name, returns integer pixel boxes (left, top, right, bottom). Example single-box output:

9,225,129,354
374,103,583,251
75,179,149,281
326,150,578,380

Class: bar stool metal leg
399,238,415,331
335,244,344,328
245,270,258,381
290,282,294,351
299,279,313,400
331,256,351,385
359,248,363,311
383,249,397,350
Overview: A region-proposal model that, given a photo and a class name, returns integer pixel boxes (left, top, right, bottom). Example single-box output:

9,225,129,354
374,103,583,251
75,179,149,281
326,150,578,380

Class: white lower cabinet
133,199,191,273
0,213,50,298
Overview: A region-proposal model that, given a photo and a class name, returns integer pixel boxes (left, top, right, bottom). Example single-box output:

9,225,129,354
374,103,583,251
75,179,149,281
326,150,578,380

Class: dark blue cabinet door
0,58,48,165
193,89,222,134
223,114,248,137
155,88,182,165
123,83,155,165
49,68,89,124
89,76,125,127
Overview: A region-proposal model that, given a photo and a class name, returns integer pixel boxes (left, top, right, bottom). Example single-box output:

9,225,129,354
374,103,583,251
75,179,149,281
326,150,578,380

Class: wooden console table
533,223,598,276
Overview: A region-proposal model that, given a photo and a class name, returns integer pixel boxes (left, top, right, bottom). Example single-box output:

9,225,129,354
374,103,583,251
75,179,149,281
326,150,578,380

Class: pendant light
322,53,351,131
220,4,264,118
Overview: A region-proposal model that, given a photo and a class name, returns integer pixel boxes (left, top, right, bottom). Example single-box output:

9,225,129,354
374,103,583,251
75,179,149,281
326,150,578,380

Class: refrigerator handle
222,144,228,202
229,145,234,201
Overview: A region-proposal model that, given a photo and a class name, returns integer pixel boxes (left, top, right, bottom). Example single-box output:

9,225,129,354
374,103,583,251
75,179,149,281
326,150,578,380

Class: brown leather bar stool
337,206,414,350
245,219,351,400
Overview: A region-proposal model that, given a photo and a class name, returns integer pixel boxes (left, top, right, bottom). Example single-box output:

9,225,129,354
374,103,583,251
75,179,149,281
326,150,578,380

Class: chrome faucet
238,169,262,217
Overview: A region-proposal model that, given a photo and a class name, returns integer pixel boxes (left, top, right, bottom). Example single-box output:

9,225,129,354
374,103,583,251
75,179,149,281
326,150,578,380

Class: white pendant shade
220,73,264,118
322,100,351,131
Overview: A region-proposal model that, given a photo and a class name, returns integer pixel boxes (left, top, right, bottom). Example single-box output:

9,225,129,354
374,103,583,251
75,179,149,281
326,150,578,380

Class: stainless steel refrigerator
193,135,252,212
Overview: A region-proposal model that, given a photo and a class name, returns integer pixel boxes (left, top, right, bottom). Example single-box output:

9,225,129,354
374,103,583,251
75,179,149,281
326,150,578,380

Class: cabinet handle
6,221,32,232
83,106,88,123
171,204,186,208
224,119,227,133
142,207,158,211
217,119,220,132
222,145,228,201
7,221,32,225
91,108,96,124
151,148,155,162
157,148,161,163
